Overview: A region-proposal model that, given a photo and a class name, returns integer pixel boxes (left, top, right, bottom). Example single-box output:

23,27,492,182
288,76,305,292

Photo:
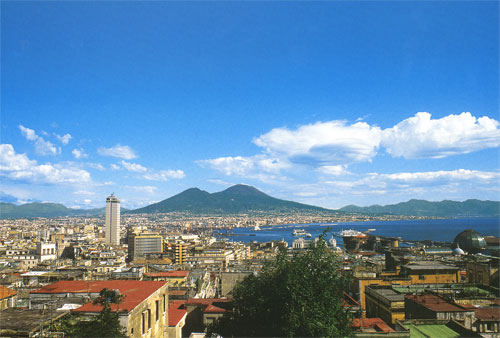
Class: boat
338,229,370,252
253,225,261,231
292,229,307,236
306,233,312,238
337,229,366,237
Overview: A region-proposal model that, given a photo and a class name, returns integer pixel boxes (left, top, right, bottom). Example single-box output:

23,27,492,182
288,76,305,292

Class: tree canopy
207,236,353,337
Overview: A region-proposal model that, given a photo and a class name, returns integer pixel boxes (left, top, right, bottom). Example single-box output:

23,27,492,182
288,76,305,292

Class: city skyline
1,1,499,209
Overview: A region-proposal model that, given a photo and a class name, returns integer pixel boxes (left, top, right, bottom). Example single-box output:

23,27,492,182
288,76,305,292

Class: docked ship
337,229,373,252
292,229,307,236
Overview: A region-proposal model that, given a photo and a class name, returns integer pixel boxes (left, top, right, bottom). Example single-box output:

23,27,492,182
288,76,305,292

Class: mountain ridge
339,199,500,217
0,202,127,219
129,184,328,214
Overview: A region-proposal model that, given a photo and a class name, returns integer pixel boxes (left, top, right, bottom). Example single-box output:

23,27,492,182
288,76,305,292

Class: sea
217,217,500,247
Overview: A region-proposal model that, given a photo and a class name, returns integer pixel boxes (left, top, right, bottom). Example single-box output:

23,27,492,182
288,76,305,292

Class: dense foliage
207,236,352,337
50,288,127,338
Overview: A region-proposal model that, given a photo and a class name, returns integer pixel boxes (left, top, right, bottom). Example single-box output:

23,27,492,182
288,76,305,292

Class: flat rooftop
0,308,69,336
404,324,460,338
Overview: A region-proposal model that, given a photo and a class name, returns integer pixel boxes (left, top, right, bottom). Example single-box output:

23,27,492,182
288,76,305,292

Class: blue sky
1,1,499,209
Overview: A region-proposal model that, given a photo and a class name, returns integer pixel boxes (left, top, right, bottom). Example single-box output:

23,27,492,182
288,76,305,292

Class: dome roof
453,229,486,254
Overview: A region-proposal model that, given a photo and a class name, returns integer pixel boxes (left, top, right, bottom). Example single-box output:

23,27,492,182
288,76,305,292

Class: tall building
105,194,121,246
128,234,163,261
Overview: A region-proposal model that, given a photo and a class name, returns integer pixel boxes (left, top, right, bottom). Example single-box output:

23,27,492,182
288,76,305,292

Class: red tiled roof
32,280,167,313
406,294,468,313
0,285,17,299
169,301,187,326
352,318,395,333
204,304,227,313
474,307,500,321
145,271,189,278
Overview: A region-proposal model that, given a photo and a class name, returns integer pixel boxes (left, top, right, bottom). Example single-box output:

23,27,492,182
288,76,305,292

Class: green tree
207,236,353,337
52,288,127,338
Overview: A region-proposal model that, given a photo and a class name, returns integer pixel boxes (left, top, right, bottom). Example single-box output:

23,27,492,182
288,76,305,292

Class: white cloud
19,125,60,155
124,185,157,194
253,121,382,165
198,155,289,177
19,125,37,141
56,133,72,145
207,179,233,186
0,144,36,171
73,190,95,196
0,144,91,184
294,191,318,197
98,144,137,159
143,169,185,181
381,112,500,159
317,165,349,176
379,169,500,183
121,160,147,173
87,163,106,171
72,148,88,159
110,164,121,171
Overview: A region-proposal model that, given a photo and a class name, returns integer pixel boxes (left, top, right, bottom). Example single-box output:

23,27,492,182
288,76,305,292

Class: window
142,313,146,334
163,295,166,314
147,309,151,329
131,328,134,334
156,300,159,321
419,274,425,280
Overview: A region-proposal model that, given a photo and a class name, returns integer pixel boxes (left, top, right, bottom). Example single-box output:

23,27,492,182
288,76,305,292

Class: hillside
339,199,500,217
0,202,126,219
129,184,329,214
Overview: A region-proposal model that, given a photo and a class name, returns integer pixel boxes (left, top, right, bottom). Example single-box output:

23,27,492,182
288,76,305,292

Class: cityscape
1,1,500,338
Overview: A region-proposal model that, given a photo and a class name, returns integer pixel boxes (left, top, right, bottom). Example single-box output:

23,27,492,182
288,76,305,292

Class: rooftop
0,308,69,336
402,261,459,271
32,280,167,313
168,301,187,326
352,318,395,333
404,324,461,338
406,294,470,313
144,270,189,278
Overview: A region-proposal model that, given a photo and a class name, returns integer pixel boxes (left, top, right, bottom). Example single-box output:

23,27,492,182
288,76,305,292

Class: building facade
105,194,121,246
128,234,163,261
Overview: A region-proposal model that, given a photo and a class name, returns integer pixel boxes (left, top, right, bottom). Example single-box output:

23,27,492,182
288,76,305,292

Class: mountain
129,184,329,214
339,199,500,217
0,202,127,219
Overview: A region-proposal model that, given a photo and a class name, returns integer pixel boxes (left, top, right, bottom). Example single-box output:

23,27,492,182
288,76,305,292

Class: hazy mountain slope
339,199,500,217
0,202,125,219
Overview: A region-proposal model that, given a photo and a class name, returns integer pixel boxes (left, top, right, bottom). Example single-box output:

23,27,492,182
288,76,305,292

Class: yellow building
351,261,459,311
0,285,17,310
400,261,459,284
174,243,189,265
365,285,406,324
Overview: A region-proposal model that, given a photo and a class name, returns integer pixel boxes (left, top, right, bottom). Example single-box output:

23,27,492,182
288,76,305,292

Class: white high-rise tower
105,194,120,246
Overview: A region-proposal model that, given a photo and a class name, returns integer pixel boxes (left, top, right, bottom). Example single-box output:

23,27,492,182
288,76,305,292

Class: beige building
30,280,169,338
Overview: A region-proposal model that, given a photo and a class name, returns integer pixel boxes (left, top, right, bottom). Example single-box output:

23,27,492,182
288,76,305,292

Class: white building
36,242,57,262
105,194,121,246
